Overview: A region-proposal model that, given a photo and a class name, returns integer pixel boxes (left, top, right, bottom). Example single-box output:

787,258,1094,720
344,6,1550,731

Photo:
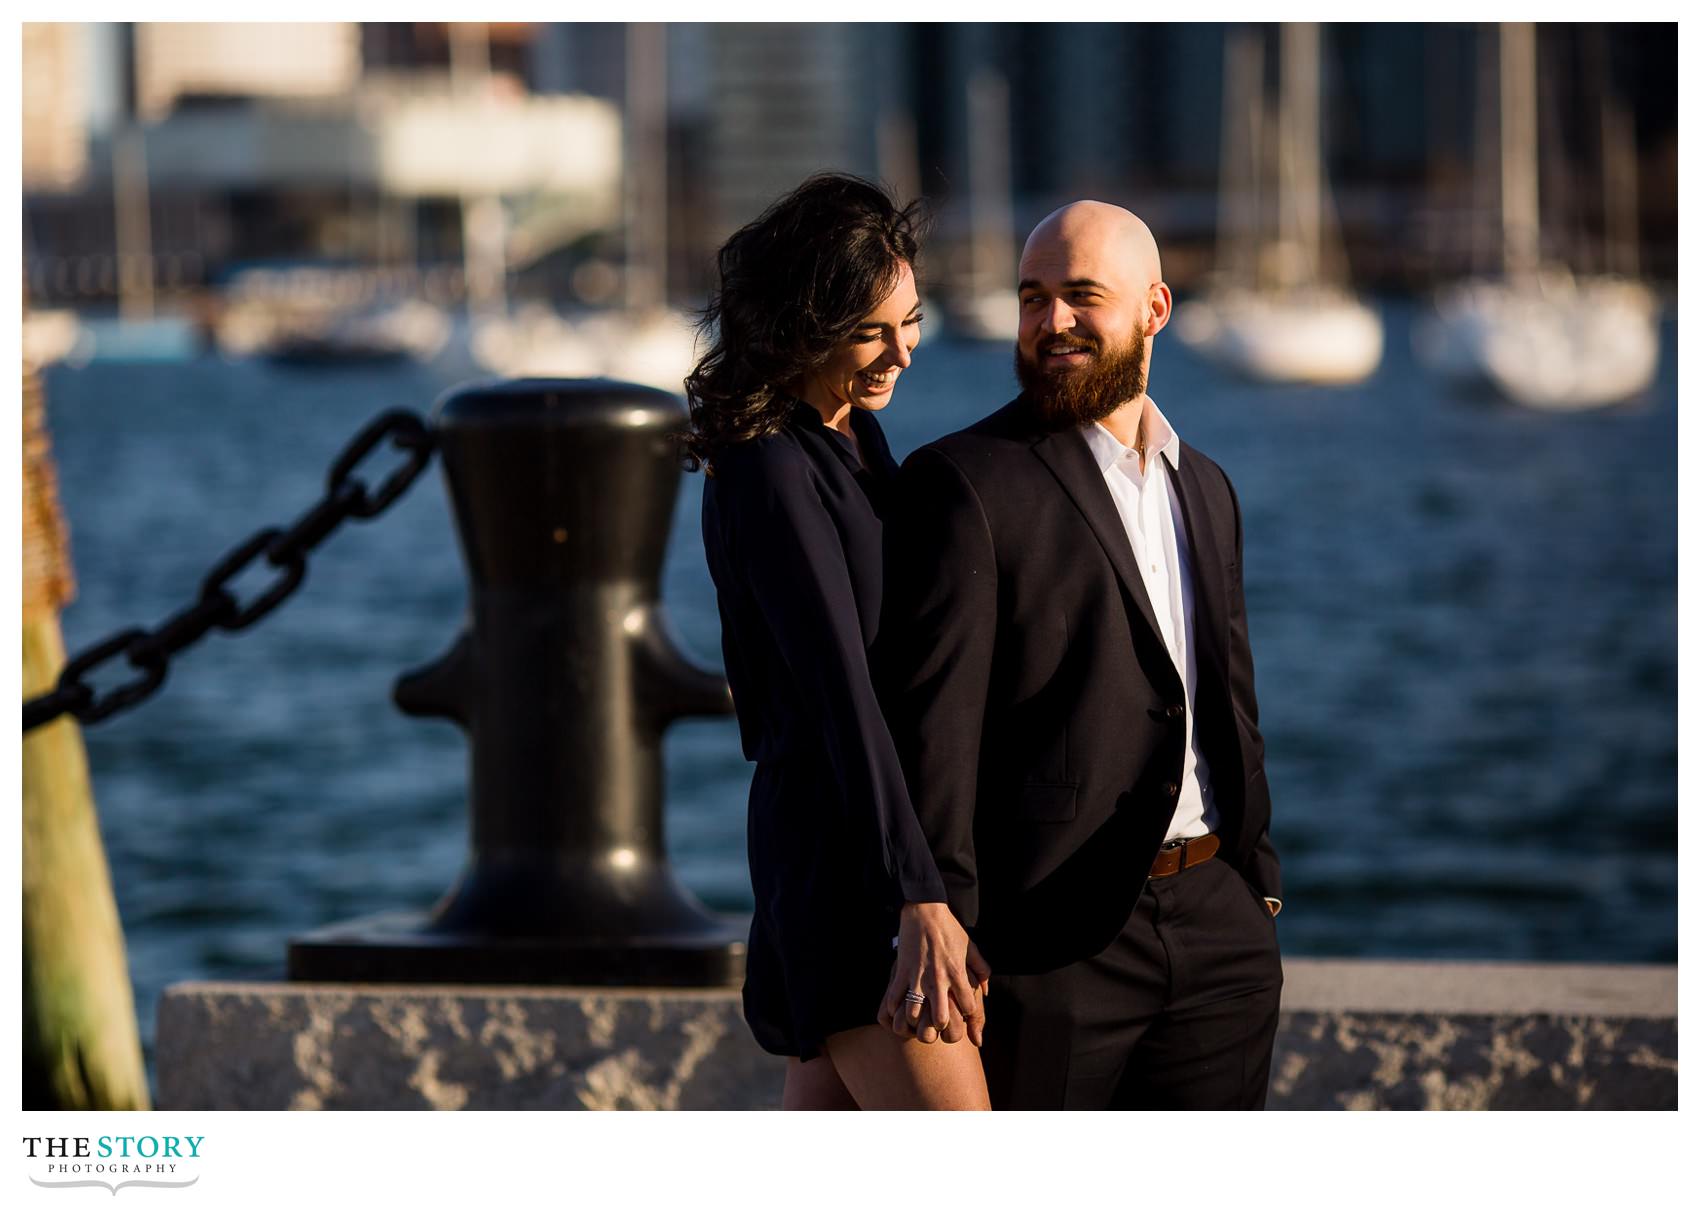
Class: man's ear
1146,282,1174,337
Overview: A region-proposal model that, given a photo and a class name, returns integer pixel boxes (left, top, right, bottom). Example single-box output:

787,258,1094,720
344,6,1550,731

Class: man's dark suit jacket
878,394,1279,975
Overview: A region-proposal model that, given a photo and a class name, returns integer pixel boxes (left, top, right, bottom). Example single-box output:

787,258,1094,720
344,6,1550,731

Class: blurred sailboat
51,121,201,365
217,270,450,366
1176,24,1383,385
1414,23,1657,410
472,23,697,393
473,301,697,387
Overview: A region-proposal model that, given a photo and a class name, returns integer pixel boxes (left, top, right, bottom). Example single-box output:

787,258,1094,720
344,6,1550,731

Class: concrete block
156,960,1676,1110
1267,959,1676,1110
156,983,784,1111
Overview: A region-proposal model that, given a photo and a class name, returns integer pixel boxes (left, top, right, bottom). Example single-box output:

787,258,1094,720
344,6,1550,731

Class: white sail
473,23,697,394
1414,23,1658,411
1177,24,1383,386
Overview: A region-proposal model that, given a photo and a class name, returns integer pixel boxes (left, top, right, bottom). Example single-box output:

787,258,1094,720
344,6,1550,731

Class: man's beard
1015,323,1147,429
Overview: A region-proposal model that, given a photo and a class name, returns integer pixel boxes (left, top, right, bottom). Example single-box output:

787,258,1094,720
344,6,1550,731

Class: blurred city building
132,23,363,119
23,21,620,316
21,21,1678,316
22,24,93,191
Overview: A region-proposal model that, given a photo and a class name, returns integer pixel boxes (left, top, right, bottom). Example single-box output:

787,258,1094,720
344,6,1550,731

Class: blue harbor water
41,299,1677,1064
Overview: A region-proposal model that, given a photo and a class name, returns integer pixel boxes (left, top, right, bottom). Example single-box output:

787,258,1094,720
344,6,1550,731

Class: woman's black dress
702,402,948,1059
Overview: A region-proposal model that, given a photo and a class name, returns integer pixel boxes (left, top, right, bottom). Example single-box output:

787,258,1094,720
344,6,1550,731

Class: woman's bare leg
822,1025,991,1110
783,1054,860,1110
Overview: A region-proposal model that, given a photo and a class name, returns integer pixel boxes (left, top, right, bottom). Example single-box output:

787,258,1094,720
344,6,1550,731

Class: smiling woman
799,262,922,421
682,175,929,468
684,174,991,1110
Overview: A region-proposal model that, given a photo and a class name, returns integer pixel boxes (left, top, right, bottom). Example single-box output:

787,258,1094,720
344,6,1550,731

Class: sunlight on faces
1013,202,1168,427
1015,319,1147,429
798,261,922,417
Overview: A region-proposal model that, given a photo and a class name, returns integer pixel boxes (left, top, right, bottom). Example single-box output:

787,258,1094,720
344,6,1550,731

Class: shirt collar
1082,397,1182,473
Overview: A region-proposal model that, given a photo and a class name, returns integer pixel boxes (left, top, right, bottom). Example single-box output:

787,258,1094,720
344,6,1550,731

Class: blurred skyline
21,21,1679,316
20,21,1679,1077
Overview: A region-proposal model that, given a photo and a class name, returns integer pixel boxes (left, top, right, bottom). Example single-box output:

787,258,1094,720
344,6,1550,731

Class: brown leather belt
1149,832,1220,878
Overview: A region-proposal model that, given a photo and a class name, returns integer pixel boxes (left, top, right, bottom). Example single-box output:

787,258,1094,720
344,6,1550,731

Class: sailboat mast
1278,23,1319,290
625,23,668,312
1499,22,1540,278
1278,22,1322,290
451,23,508,317
112,24,153,323
1217,26,1264,287
966,69,1015,295
112,126,155,323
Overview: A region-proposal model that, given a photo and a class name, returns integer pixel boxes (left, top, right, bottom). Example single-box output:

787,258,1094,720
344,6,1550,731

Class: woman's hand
877,902,992,1046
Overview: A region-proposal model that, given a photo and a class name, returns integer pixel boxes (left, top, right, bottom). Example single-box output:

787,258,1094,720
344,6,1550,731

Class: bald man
879,202,1283,1109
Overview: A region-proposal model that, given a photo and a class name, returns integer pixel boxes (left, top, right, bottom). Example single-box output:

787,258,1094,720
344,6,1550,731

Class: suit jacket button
1164,782,1180,797
1166,704,1184,718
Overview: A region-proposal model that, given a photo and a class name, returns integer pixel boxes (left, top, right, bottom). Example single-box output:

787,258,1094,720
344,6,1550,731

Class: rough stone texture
1263,959,1677,1110
156,960,1675,1111
156,983,785,1111
1267,1013,1676,1110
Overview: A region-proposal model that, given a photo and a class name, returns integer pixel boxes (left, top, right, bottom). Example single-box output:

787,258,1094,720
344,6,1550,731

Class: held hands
877,902,992,1047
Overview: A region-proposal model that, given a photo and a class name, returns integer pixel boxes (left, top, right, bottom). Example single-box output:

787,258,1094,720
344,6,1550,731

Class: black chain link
22,410,434,733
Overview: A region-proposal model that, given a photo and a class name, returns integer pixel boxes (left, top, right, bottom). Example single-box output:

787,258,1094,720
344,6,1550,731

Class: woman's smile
856,365,900,393
803,260,923,420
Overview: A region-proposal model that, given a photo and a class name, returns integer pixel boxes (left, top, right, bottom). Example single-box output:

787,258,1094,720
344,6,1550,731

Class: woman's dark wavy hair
682,172,927,471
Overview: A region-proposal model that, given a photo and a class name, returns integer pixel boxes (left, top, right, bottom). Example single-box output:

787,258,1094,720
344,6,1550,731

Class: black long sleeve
878,445,1000,927
706,431,949,910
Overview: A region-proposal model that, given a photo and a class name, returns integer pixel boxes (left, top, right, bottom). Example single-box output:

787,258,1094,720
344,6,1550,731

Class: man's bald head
1013,200,1174,431
1020,200,1163,291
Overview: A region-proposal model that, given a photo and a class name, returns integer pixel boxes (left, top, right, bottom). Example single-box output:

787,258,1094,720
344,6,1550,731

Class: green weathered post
21,327,150,1110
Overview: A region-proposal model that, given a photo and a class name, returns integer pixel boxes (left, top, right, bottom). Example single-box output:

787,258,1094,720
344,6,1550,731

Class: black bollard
288,378,745,986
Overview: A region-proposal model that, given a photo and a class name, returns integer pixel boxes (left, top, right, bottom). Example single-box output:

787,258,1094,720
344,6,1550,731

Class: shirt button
1166,704,1184,718
1165,782,1180,797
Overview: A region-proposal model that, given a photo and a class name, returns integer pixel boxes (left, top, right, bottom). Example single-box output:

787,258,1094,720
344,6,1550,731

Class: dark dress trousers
702,402,948,1060
878,394,1283,1108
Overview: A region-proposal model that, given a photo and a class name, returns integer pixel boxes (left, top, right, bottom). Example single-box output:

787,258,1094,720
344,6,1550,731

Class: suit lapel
1029,426,1168,651
1170,443,1231,685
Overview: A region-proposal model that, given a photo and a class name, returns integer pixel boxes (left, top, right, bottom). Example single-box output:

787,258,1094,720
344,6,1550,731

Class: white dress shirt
1081,399,1217,843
